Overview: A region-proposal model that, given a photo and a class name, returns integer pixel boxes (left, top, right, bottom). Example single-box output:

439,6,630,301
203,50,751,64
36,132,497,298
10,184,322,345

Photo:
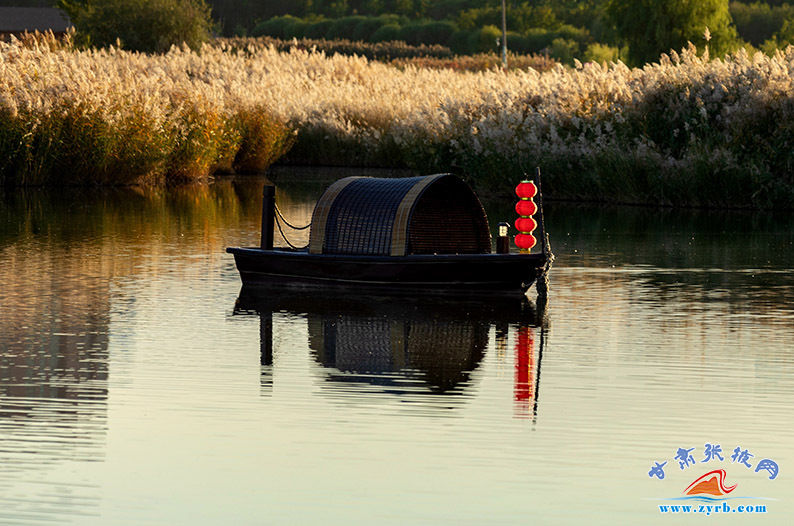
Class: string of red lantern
514,180,538,252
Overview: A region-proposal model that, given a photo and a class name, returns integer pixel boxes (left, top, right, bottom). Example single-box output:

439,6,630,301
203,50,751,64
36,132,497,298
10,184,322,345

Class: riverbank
2,37,793,208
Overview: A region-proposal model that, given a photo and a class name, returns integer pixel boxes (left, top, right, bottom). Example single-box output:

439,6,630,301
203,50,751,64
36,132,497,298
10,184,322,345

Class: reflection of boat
227,174,552,296
234,287,546,414
308,308,488,395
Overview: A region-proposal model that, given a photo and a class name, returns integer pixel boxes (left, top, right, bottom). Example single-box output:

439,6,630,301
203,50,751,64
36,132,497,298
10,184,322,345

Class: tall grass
2,34,794,207
0,33,294,186
248,39,793,208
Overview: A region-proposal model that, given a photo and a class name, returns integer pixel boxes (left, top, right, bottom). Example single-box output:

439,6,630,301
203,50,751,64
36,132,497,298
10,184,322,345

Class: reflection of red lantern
515,181,537,199
514,200,537,217
515,233,537,250
515,325,535,418
515,217,537,233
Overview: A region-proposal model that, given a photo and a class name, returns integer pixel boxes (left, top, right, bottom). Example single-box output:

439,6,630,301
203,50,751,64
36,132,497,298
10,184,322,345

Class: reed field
0,34,295,186
2,34,794,207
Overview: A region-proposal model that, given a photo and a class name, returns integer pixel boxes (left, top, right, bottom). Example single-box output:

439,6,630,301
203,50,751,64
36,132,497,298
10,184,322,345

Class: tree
61,0,213,53
761,18,794,53
607,0,739,65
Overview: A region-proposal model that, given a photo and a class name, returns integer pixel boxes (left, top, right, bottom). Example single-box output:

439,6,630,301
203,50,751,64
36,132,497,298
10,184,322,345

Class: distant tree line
209,0,794,65
8,0,794,65
248,12,616,63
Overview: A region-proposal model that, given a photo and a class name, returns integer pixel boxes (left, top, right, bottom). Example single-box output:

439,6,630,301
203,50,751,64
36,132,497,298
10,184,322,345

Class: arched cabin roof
308,174,492,256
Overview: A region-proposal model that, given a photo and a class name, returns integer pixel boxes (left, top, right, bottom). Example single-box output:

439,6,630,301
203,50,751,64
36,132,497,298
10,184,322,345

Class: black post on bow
261,185,275,250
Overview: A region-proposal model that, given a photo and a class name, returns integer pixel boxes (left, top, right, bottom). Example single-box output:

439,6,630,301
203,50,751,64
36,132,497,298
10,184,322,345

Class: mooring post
261,185,275,250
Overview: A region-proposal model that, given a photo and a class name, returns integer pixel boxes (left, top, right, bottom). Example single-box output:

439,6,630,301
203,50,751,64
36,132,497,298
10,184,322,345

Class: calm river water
1,172,793,525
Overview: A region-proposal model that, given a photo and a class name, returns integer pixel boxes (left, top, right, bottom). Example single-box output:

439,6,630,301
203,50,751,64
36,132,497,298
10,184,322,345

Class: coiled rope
274,202,310,250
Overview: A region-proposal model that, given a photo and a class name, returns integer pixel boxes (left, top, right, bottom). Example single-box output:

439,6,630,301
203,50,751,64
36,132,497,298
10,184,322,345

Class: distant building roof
0,7,72,33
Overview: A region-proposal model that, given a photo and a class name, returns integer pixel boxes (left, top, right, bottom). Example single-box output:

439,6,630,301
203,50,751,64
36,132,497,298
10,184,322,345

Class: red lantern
514,233,537,250
515,181,537,199
514,178,540,253
515,217,537,233
515,199,538,217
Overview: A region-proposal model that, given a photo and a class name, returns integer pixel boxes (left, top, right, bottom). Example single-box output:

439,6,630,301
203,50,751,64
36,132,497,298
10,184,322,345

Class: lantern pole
501,0,508,69
534,168,546,257
534,167,554,298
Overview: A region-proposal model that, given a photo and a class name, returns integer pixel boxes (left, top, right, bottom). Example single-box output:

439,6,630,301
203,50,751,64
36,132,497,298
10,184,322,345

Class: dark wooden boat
226,173,552,296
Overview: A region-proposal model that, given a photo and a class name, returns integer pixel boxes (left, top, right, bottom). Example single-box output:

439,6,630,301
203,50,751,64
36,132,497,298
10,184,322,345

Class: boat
226,172,552,296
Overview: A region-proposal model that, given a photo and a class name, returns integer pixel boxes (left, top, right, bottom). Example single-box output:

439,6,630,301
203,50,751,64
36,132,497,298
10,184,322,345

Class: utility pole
501,0,508,69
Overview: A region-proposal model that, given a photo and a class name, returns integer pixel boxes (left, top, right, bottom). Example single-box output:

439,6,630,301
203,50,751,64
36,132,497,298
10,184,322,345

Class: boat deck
226,247,547,295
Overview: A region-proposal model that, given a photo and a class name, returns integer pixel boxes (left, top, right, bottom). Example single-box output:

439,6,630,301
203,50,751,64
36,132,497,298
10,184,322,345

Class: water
1,173,793,524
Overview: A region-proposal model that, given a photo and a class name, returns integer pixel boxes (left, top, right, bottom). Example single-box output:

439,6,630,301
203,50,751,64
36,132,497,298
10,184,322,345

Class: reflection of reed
0,179,265,253
0,179,266,474
541,204,794,312
0,237,111,471
0,241,111,395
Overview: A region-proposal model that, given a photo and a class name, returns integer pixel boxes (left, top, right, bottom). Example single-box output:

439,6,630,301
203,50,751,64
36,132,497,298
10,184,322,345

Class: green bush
326,16,368,41
371,24,402,42
64,0,212,53
730,1,794,46
284,17,309,38
448,29,471,54
304,19,335,39
521,28,579,53
218,36,454,61
549,38,579,64
583,42,620,64
556,24,592,45
252,15,303,40
253,14,413,43
245,13,599,60
251,18,280,38
505,31,531,54
352,17,390,41
398,22,425,46
467,24,501,54
416,21,457,46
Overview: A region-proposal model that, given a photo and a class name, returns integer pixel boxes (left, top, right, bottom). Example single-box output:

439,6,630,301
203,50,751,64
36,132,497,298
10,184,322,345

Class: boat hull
226,247,546,295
